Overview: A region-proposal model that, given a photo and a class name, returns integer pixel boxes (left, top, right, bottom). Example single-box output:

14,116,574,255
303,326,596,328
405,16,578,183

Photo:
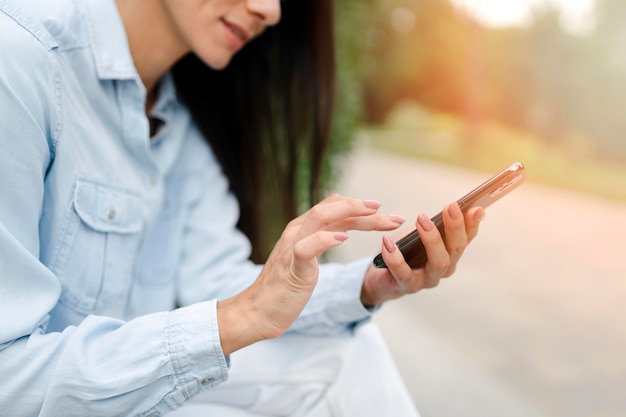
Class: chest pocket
51,177,145,315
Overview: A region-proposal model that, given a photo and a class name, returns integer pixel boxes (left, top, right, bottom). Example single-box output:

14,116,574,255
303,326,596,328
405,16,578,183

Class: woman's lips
222,18,252,47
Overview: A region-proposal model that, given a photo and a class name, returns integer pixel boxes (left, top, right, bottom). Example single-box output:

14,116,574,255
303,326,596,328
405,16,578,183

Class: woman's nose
247,0,281,26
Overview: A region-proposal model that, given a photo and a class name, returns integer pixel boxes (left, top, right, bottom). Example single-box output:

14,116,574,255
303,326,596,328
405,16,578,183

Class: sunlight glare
450,0,596,34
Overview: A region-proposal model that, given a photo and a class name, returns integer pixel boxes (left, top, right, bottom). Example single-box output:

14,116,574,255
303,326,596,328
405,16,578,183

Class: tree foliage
339,0,626,161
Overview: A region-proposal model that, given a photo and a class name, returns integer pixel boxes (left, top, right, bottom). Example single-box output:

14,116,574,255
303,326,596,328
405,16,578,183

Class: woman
0,0,484,416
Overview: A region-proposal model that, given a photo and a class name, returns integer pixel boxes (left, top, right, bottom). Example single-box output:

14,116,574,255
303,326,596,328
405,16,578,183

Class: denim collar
83,0,138,81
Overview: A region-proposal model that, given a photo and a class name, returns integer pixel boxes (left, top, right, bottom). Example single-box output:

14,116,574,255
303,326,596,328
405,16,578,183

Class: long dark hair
172,0,336,262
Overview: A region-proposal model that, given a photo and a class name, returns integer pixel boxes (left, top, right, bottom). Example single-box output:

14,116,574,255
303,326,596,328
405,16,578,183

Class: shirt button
149,176,157,186
107,209,116,220
201,378,213,386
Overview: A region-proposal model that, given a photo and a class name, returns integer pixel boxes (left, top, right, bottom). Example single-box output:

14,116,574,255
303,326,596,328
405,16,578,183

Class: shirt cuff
323,257,376,326
166,300,229,399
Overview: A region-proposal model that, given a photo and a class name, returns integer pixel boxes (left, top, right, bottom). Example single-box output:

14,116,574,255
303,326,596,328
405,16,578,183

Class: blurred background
325,0,626,416
330,0,626,199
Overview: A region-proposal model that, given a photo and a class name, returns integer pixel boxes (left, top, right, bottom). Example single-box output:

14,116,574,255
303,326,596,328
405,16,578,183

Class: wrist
216,290,263,356
217,281,296,356
360,277,380,309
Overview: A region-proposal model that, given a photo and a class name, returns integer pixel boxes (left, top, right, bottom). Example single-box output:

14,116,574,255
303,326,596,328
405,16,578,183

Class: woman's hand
360,202,485,307
217,194,405,355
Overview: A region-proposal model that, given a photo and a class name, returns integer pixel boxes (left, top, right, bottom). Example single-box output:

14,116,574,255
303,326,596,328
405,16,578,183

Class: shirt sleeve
291,258,375,335
0,19,227,417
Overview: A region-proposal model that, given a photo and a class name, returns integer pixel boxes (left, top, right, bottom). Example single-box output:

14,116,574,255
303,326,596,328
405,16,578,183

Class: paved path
327,143,626,417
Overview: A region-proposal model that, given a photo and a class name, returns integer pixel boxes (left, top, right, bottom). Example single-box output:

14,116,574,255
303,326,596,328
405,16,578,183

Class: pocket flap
73,177,144,233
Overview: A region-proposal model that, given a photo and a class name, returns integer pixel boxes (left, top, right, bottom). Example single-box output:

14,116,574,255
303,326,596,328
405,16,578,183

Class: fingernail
388,214,406,224
334,232,349,241
474,209,485,222
418,213,434,231
383,235,396,253
363,200,381,209
448,202,462,220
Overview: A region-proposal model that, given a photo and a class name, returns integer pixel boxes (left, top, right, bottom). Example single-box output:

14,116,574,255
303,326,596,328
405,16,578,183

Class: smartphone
372,162,526,269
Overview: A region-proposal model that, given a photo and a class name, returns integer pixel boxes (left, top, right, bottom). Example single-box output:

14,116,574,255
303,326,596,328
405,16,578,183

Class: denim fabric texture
0,0,372,415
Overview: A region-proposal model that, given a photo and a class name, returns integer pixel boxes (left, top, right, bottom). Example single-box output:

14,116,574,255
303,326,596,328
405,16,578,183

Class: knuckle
321,193,343,205
467,228,480,242
427,280,441,289
448,244,465,258
307,205,325,223
285,218,299,230
349,197,369,212
443,266,457,278
279,229,292,242
424,276,441,289
405,279,424,294
432,257,451,272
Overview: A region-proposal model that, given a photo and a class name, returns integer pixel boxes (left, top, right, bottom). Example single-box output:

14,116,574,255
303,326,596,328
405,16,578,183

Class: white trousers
168,322,420,417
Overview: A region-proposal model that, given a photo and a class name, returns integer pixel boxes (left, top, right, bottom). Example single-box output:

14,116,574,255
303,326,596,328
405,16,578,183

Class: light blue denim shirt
0,0,373,415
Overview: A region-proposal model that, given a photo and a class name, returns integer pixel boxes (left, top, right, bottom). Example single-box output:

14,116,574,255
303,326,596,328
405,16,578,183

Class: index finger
297,198,382,237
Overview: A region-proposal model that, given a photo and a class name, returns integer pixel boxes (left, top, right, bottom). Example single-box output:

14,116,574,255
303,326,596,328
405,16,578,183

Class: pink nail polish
418,213,434,231
333,232,349,241
383,235,396,253
448,202,462,220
